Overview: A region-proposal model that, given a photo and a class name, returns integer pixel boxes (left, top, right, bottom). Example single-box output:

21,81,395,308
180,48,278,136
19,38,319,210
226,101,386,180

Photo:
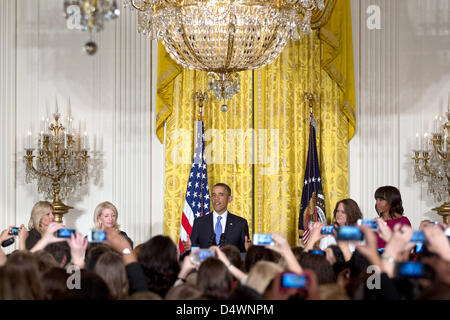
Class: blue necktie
215,216,222,246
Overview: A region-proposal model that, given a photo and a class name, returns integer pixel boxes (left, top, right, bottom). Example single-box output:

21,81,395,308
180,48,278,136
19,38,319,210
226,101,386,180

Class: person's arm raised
211,245,247,282
68,232,88,269
266,233,303,274
303,222,326,251
30,222,66,253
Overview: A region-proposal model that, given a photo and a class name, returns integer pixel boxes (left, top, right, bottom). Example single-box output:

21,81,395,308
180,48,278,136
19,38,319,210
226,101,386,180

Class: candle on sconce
40,131,44,150
45,118,50,135
415,133,420,151
64,131,68,149
423,133,429,151
26,131,32,149
83,131,88,150
434,115,439,134
40,117,45,133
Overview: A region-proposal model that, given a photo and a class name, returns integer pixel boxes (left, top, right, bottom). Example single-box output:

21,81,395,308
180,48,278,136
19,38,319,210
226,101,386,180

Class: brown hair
196,257,233,300
0,251,43,300
332,198,363,226
28,201,54,234
93,201,120,231
245,261,284,296
94,251,129,299
165,283,206,300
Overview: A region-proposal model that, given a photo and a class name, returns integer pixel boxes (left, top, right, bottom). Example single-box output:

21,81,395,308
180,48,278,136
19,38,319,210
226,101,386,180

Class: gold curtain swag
157,0,356,247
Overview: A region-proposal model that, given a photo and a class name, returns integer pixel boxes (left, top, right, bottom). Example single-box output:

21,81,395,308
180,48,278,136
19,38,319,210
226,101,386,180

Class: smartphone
55,228,76,238
396,262,430,279
309,249,326,256
410,231,427,243
195,249,215,261
337,226,364,241
320,226,335,235
88,230,106,242
357,219,378,230
252,233,274,246
8,227,19,236
281,273,307,290
414,242,424,253
190,246,199,252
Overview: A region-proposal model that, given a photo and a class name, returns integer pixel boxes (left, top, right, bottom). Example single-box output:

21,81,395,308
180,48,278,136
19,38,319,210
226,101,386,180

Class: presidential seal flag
178,119,210,253
298,113,327,246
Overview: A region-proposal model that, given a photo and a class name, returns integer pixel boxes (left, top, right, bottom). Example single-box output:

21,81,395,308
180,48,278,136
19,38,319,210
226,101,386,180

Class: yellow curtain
159,0,355,246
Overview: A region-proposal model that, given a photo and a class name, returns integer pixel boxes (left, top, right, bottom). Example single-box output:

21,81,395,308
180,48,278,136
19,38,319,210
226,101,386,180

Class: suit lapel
224,212,235,237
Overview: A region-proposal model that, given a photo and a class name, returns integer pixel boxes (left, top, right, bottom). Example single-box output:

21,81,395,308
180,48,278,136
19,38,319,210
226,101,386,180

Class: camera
190,249,215,265
320,225,335,235
357,219,378,230
336,226,364,241
8,227,19,236
396,262,431,279
281,273,307,290
252,233,274,246
55,229,76,238
410,231,427,243
309,249,325,256
88,230,106,242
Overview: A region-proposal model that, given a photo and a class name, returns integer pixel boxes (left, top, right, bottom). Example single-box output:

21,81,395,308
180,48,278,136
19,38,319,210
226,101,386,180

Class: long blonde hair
93,201,120,231
28,201,54,234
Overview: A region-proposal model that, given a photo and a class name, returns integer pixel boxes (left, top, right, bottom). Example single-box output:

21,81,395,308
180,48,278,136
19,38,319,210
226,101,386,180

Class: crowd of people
0,185,449,300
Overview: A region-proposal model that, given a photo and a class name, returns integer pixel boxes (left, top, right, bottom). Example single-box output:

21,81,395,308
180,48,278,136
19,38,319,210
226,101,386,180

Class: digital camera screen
309,249,325,256
9,227,19,236
252,233,273,246
56,229,76,238
91,230,106,242
281,274,307,289
411,231,427,243
320,226,335,235
197,250,214,260
414,242,424,253
398,262,426,278
337,226,364,241
357,219,378,230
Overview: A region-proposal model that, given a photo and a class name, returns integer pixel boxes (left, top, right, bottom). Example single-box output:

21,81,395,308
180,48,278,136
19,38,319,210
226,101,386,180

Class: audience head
332,198,363,227
244,245,281,273
28,201,54,234
299,252,336,285
374,186,404,218
197,257,233,300
41,267,72,300
32,250,60,274
94,201,120,231
245,261,284,296
138,235,180,298
127,291,163,300
221,244,243,271
94,251,129,299
0,251,43,299
85,243,113,271
166,283,206,300
45,242,71,268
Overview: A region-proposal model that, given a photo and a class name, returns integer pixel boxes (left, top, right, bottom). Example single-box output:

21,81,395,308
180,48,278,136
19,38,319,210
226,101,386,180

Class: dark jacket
190,212,249,252
26,228,42,250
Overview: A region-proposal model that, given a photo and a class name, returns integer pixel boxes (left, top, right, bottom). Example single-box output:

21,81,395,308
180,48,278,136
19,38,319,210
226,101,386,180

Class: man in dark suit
189,183,250,252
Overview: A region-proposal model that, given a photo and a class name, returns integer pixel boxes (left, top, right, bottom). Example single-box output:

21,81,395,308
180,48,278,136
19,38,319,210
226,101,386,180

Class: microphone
208,234,215,246
219,233,226,247
1,238,15,248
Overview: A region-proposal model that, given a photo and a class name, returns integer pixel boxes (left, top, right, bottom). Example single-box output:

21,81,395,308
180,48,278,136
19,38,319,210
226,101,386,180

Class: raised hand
68,232,88,268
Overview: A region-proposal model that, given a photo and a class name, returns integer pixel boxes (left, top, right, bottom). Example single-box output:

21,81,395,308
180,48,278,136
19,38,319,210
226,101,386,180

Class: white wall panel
3,0,164,248
350,0,450,228
0,0,17,252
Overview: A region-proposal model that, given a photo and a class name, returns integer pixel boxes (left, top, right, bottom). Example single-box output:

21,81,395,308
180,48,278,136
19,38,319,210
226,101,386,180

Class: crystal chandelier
126,0,325,103
64,0,120,55
412,106,449,223
24,101,90,222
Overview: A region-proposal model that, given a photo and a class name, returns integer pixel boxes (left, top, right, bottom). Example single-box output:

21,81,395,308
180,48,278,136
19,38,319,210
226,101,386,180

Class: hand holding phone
190,249,216,265
55,228,76,238
252,233,274,246
337,226,364,241
280,272,308,291
357,219,378,230
396,262,431,279
8,227,20,236
320,226,335,235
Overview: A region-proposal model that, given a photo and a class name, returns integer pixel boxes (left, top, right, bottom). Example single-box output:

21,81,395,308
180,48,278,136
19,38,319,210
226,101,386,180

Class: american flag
298,115,327,245
178,120,210,253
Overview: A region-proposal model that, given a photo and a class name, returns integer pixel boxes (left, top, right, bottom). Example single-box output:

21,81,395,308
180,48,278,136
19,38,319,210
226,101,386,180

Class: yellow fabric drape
160,0,355,246
156,43,182,143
